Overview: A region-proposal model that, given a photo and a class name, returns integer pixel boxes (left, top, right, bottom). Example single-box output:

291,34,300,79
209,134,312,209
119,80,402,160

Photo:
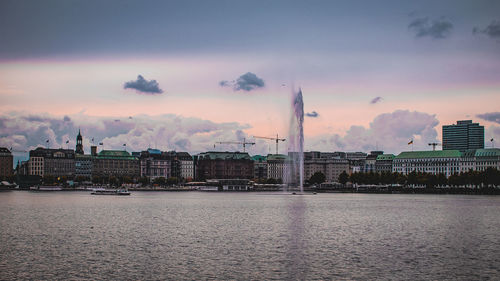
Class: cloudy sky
1,0,500,163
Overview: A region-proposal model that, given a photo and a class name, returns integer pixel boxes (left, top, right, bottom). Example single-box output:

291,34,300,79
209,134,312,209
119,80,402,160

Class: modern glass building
442,120,484,152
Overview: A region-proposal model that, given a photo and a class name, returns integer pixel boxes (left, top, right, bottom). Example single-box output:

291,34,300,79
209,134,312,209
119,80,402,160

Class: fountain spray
287,88,304,192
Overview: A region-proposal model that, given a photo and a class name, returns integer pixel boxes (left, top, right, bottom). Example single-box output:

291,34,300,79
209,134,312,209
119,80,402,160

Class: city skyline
1,0,500,158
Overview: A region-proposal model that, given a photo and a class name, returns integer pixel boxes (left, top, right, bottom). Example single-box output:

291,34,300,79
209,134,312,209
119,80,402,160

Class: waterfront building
473,148,500,172
303,151,350,183
364,151,383,173
0,147,13,178
375,154,395,173
29,148,75,178
196,151,254,180
75,154,93,180
266,154,289,181
140,149,171,180
443,120,484,152
393,150,461,177
93,150,140,178
346,152,367,173
252,155,267,180
177,152,194,180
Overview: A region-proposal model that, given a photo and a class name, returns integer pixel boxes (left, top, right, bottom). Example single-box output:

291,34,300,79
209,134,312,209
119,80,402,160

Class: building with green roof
393,150,462,177
375,154,395,173
252,155,268,180
93,150,140,178
474,148,500,172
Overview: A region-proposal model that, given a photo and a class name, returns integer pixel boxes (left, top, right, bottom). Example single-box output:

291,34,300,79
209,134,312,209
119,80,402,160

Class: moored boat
91,188,131,195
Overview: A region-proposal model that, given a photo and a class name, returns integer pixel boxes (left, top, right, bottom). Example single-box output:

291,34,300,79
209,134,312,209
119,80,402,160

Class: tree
138,177,149,186
309,172,326,185
153,177,166,185
338,171,349,185
167,177,179,185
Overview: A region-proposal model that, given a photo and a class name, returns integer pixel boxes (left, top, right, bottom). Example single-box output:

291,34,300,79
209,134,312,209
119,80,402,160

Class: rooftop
376,154,395,161
96,150,137,160
198,151,251,160
395,150,462,159
252,155,267,162
475,148,500,157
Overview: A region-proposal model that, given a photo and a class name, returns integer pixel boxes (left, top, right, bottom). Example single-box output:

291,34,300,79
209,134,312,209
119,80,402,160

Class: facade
473,148,500,172
75,154,93,179
93,150,140,178
196,151,254,180
140,149,171,180
266,154,289,181
177,152,194,180
29,148,75,178
0,147,13,178
364,151,383,173
443,120,484,152
375,154,395,173
393,150,461,177
252,155,268,180
303,151,350,183
346,152,367,172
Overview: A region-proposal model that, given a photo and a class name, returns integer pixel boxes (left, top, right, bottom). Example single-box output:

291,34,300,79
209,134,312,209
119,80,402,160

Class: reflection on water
1,192,500,280
286,197,307,280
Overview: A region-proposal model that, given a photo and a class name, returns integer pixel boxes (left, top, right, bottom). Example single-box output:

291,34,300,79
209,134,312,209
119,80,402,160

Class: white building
266,154,289,181
177,152,194,180
393,150,461,177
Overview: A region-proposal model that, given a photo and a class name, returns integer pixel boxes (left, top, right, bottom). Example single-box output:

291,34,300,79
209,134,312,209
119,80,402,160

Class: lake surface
1,191,499,280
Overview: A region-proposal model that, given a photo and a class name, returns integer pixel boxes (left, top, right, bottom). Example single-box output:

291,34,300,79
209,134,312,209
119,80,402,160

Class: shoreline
8,186,500,195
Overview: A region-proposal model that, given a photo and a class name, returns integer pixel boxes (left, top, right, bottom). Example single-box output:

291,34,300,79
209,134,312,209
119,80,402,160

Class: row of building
3,146,499,184
0,120,497,184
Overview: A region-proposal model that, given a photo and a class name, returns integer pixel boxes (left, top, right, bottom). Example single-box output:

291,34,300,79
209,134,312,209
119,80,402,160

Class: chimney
91,146,97,156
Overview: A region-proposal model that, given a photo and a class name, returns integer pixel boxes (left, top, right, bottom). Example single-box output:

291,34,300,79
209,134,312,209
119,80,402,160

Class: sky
1,0,500,163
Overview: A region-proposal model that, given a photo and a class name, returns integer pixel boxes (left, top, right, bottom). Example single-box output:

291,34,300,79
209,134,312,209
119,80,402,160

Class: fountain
286,88,304,193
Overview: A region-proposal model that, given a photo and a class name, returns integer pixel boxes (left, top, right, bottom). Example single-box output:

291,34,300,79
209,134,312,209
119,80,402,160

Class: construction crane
253,134,286,155
216,138,255,153
428,142,441,151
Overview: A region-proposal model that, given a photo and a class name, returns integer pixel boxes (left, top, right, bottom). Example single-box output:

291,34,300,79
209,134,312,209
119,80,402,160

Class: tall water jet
287,88,304,192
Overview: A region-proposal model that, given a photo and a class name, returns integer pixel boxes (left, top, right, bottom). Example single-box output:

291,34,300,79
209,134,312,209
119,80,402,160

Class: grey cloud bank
408,17,453,39
473,21,500,39
477,112,500,124
124,75,163,94
2,0,499,60
220,72,265,92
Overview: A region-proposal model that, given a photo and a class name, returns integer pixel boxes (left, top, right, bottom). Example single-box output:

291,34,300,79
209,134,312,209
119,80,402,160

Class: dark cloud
408,17,453,39
220,72,265,92
477,112,500,124
306,111,319,118
124,75,163,94
370,96,383,104
473,21,500,39
63,115,71,122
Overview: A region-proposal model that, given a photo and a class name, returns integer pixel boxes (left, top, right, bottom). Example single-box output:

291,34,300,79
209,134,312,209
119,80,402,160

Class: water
287,88,304,192
1,191,500,280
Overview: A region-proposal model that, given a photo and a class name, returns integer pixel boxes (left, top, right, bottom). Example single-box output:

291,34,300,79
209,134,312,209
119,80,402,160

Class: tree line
306,168,500,188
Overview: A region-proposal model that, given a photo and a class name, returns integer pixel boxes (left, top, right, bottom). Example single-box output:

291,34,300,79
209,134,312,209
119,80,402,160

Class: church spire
76,128,84,154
